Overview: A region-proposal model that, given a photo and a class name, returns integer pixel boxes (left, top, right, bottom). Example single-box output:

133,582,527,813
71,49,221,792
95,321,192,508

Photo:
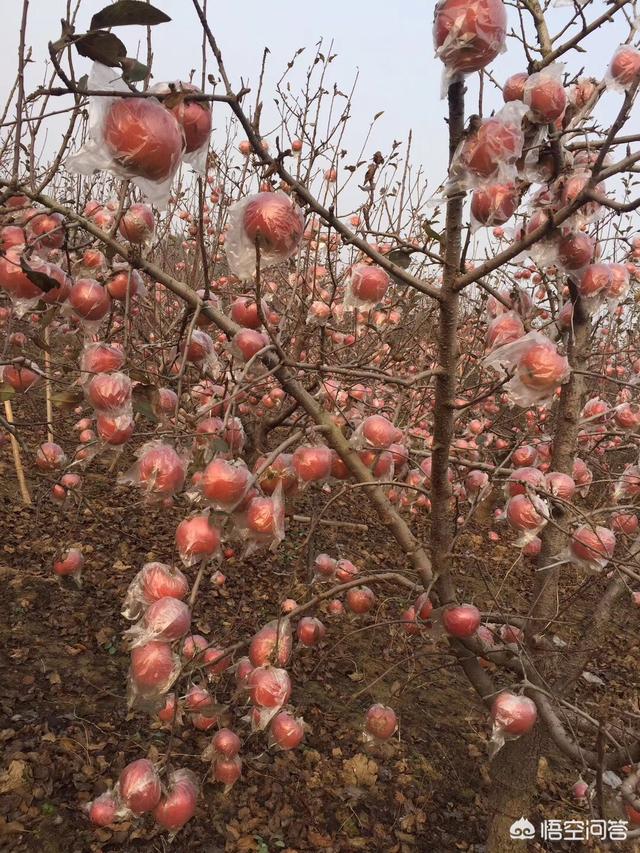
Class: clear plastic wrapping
490,692,537,755
433,0,507,91
149,81,212,174
67,63,185,208
225,192,304,281
124,596,192,647
128,641,181,710
120,441,187,500
122,563,189,621
448,102,528,192
483,331,569,408
344,264,390,310
563,525,616,572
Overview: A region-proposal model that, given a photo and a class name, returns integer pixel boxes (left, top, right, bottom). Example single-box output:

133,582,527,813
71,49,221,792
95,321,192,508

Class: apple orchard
1,0,640,850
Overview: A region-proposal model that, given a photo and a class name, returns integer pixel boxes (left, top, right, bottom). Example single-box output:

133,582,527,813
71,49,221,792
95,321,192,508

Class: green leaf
120,57,149,83
74,31,127,67
77,74,89,92
91,1,171,29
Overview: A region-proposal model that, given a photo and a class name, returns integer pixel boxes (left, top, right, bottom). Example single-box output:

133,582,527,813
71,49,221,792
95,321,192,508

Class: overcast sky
0,0,634,208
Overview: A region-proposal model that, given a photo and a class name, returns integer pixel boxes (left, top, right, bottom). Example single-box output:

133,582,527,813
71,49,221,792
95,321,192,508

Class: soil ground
0,427,638,852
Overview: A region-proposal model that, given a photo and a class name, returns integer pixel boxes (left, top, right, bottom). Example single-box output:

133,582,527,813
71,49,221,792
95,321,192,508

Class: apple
442,604,481,637
471,183,519,225
270,712,304,749
609,45,640,88
365,704,397,740
243,193,304,255
503,72,528,102
152,769,198,832
175,515,220,561
296,616,326,647
292,445,332,482
524,71,567,123
119,758,161,815
68,278,111,321
144,597,191,642
434,0,507,73
104,98,184,181
350,264,390,303
517,343,567,391
491,692,537,735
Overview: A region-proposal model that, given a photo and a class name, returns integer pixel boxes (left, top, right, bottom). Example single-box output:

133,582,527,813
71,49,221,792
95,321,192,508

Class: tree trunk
487,729,542,852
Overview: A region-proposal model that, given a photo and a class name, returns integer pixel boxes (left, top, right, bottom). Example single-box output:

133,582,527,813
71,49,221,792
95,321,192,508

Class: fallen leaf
342,753,378,788
0,760,31,794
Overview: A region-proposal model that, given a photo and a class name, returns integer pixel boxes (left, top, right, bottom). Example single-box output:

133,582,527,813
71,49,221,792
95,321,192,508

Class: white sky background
0,0,636,221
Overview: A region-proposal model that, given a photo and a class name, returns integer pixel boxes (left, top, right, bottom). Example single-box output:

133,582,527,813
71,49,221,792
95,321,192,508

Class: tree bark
486,728,543,852
486,306,591,852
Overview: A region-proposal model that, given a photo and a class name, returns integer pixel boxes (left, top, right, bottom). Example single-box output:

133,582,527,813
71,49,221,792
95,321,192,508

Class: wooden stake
291,515,368,532
44,325,53,442
4,399,31,505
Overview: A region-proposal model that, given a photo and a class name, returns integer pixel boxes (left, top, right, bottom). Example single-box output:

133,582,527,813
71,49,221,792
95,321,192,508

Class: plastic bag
53,547,84,582
505,493,549,546
504,466,546,498
349,414,402,450
79,341,125,377
87,789,122,827
86,371,132,414
181,329,219,374
433,0,507,93
470,183,519,231
124,596,192,648
483,331,569,408
235,485,285,554
199,457,252,512
118,204,155,245
363,703,398,745
613,464,640,502
175,513,222,567
128,641,181,710
613,402,640,431
0,247,46,317
606,263,630,309
246,665,292,730
67,63,184,208
225,192,304,281
573,457,593,498
117,758,161,817
490,692,537,756
344,264,390,310
486,311,525,350
606,46,640,93
448,102,528,192
269,711,305,750
523,63,567,125
313,552,338,579
149,81,212,174
562,525,616,572
152,768,199,834
249,618,292,667
120,441,187,499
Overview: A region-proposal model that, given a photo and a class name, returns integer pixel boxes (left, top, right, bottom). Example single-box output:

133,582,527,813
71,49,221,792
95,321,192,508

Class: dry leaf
0,760,31,794
342,753,378,788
